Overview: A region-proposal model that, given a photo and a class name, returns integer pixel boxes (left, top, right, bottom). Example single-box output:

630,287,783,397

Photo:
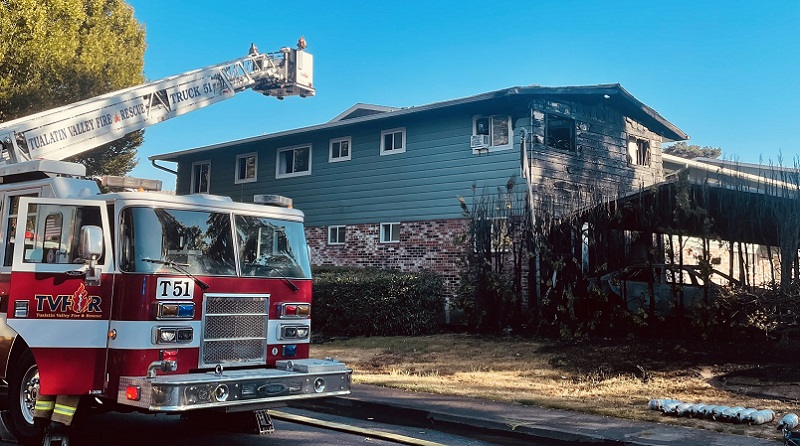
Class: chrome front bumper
117,359,351,411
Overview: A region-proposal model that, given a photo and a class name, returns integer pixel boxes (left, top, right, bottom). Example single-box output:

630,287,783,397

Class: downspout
519,122,541,306
151,159,178,176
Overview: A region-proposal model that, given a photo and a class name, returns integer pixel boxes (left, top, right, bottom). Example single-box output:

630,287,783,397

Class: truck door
6,197,113,395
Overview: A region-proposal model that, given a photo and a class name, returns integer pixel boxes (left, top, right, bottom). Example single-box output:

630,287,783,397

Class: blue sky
126,0,800,189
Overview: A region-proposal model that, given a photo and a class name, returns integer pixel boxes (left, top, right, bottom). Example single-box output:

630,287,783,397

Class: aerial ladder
0,40,313,169
0,40,353,446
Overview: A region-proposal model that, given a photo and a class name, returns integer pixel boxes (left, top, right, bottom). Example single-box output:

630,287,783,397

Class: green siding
174,103,523,227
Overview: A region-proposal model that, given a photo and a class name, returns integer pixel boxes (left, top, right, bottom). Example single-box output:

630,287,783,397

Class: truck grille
201,294,269,367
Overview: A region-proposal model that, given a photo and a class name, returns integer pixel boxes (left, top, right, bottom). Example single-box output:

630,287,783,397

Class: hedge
312,266,446,336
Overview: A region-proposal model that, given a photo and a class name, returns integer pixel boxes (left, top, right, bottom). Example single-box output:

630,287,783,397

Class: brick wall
305,219,468,292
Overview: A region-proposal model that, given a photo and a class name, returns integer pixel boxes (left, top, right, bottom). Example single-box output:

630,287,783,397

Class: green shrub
312,266,446,336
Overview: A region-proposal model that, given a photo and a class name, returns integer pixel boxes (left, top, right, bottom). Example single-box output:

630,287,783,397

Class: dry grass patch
312,333,800,441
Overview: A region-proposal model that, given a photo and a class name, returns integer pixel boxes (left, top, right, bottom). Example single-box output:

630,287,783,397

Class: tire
8,349,43,445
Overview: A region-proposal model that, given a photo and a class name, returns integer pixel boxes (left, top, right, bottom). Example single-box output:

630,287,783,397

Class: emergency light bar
100,175,162,191
254,194,292,208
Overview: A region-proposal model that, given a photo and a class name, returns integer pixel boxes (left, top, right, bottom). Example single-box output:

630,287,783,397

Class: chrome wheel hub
20,366,39,425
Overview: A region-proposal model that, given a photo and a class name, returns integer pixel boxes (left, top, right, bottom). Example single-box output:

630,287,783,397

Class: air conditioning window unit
470,134,490,148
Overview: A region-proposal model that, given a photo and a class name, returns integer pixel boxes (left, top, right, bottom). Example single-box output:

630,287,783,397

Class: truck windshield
119,207,310,279
235,215,311,279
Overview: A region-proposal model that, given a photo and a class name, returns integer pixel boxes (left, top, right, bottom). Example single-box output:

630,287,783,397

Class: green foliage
663,142,722,160
69,130,142,177
312,266,446,336
0,0,145,175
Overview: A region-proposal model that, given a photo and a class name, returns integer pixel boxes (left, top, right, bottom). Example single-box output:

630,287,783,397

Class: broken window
627,136,650,166
546,114,575,151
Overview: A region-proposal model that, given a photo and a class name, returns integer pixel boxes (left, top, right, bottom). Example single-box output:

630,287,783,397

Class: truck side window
22,204,104,264
41,213,64,263
23,208,65,264
3,193,38,266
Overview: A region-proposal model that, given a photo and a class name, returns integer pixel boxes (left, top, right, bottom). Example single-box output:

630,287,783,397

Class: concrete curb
294,396,624,444
290,387,780,446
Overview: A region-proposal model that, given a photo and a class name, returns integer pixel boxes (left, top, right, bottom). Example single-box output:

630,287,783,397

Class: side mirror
80,225,103,260
80,225,103,286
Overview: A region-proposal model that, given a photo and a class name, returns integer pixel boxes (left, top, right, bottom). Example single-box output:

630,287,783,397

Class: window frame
190,161,211,194
380,128,406,156
329,137,352,163
379,222,401,244
472,115,513,153
545,113,576,152
235,152,258,184
627,135,651,167
275,144,312,179
12,197,112,273
327,225,346,245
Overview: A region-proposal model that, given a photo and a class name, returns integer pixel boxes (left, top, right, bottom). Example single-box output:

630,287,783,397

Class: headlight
279,324,310,340
154,326,193,344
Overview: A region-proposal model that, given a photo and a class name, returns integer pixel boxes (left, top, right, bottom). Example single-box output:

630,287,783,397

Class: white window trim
190,160,211,194
275,144,312,179
379,222,401,244
380,128,406,156
472,115,513,154
234,152,258,184
329,137,352,163
328,225,346,245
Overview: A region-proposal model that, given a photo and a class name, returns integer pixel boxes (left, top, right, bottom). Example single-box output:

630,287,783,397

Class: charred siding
525,99,664,217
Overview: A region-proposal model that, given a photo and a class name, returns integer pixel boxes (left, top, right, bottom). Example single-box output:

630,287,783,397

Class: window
276,145,311,178
380,128,405,155
190,161,210,194
329,137,351,162
472,115,511,152
546,114,575,151
23,205,104,264
328,226,346,245
627,136,650,166
235,153,257,184
235,215,310,278
380,222,400,243
3,193,37,266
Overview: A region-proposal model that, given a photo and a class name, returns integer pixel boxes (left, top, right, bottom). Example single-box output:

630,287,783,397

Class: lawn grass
311,333,800,440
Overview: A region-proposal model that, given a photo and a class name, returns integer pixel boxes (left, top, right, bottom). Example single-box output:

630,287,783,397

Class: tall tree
0,0,146,176
663,141,722,160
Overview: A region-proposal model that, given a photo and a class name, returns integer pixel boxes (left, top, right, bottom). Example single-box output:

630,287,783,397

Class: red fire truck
0,41,350,443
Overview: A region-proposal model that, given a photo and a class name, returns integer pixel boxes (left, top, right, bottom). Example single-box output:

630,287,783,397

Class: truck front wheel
8,349,43,445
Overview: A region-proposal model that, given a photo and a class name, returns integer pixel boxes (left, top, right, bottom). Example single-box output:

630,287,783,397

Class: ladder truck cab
0,41,350,444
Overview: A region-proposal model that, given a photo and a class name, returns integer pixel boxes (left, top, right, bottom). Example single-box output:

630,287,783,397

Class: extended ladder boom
0,43,313,165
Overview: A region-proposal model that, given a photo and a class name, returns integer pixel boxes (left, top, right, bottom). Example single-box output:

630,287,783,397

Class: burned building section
516,90,796,329
494,89,777,329
515,93,676,295
524,97,666,220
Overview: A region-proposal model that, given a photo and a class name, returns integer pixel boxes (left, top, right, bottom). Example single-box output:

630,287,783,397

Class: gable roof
328,103,398,122
151,83,688,162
